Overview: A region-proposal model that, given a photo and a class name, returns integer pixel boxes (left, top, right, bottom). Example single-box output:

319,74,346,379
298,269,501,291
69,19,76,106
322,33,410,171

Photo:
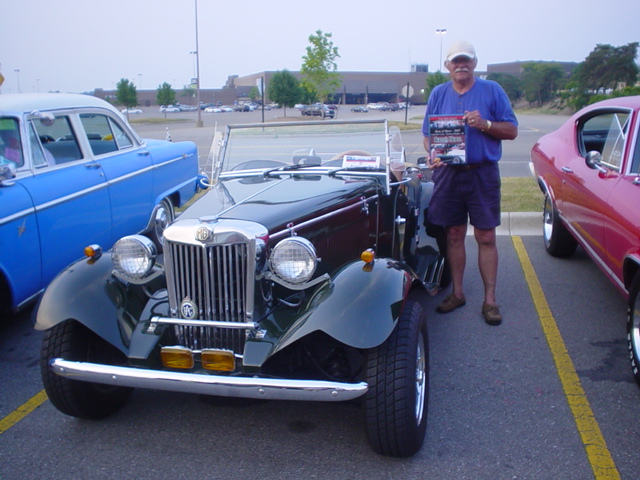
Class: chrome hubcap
415,331,426,423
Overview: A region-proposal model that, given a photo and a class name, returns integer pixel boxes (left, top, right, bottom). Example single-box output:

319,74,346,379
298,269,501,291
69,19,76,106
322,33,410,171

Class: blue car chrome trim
49,358,368,401
0,207,36,227
1,155,190,222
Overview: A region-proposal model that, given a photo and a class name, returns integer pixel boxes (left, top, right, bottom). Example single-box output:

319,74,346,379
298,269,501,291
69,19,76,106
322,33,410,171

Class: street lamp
194,0,203,127
436,29,447,70
14,69,21,93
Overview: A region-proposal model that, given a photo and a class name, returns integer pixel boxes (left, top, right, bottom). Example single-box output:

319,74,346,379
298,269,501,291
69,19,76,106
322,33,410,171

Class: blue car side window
28,122,53,168
34,116,83,164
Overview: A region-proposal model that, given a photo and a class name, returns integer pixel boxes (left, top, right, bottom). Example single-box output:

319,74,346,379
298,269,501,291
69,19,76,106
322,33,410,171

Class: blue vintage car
0,93,200,314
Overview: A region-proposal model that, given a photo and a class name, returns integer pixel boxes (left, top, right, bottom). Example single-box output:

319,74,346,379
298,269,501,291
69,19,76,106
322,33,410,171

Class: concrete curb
467,212,542,236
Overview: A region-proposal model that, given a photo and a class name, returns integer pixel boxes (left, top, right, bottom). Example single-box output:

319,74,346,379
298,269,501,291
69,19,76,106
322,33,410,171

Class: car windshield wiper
328,166,385,177
264,164,322,176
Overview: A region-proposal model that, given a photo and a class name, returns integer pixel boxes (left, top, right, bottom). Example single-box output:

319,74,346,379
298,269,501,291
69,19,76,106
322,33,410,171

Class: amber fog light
201,350,235,371
161,347,194,369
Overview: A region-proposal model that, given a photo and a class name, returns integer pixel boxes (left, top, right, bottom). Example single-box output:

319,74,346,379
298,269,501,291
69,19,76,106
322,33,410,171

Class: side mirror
0,160,17,186
585,150,606,173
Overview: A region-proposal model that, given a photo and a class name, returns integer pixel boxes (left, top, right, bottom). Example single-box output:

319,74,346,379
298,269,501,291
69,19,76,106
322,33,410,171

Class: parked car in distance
0,93,201,314
159,105,181,113
204,106,222,113
121,108,142,114
352,106,368,113
529,95,640,387
37,118,447,457
301,103,335,118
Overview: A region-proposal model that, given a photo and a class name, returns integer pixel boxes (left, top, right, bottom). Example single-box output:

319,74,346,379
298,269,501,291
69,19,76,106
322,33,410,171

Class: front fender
273,258,412,353
35,254,132,355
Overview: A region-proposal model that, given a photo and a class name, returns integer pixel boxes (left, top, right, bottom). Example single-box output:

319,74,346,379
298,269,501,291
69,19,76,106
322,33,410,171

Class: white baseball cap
445,41,476,62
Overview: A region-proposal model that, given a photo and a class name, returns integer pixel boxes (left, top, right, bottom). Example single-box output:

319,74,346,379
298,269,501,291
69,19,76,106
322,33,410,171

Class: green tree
423,71,447,102
487,73,523,105
573,43,639,92
116,78,137,109
267,70,302,116
300,30,341,104
156,82,176,107
248,86,261,102
521,62,564,107
565,43,639,110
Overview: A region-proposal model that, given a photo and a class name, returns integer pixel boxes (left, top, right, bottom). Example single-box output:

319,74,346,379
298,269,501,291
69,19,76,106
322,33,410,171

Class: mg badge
180,297,199,319
195,227,210,242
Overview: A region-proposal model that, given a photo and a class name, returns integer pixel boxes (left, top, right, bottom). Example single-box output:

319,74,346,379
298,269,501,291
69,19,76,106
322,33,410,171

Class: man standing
422,40,518,325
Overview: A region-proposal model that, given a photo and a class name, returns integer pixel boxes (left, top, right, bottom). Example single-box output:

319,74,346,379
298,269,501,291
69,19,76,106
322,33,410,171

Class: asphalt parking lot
1,108,639,480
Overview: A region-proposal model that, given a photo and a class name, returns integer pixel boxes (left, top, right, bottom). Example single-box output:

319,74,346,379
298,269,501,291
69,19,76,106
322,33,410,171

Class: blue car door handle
138,150,151,156
85,162,102,169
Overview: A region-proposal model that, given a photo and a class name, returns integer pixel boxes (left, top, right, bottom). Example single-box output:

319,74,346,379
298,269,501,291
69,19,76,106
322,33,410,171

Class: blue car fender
35,253,130,354
273,258,414,353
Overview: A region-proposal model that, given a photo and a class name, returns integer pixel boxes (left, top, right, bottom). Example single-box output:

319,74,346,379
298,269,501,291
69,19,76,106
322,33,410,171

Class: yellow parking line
512,236,621,480
0,390,48,435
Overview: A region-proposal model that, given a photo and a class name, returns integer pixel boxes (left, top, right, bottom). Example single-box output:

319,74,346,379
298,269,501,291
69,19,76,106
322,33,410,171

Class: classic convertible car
36,119,446,457
0,93,200,314
530,95,640,387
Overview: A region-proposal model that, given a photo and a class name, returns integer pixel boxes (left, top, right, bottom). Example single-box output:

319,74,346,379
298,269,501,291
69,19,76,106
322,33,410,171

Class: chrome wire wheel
415,330,427,424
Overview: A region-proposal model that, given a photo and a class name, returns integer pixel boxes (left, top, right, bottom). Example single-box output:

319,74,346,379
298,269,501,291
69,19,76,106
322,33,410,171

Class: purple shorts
427,161,501,230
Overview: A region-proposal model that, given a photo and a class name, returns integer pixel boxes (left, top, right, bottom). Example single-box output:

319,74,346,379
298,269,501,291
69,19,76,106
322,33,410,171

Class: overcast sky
1,0,638,94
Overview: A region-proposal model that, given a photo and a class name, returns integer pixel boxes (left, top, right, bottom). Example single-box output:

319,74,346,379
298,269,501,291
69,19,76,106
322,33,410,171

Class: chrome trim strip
50,358,368,402
0,207,36,227
0,154,191,224
270,194,378,241
561,214,626,293
149,316,258,331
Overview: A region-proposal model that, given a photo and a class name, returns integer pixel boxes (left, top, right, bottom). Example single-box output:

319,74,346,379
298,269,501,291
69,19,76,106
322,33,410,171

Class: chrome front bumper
49,358,368,402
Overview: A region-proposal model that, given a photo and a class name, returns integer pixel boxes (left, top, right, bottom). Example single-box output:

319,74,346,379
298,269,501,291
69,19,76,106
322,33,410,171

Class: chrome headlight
112,235,157,280
269,237,318,285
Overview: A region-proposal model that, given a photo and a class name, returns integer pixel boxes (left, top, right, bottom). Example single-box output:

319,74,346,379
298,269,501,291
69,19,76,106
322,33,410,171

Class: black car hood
182,174,379,233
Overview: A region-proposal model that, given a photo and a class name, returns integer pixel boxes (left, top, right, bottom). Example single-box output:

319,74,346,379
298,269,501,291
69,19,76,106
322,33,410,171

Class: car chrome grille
165,241,248,352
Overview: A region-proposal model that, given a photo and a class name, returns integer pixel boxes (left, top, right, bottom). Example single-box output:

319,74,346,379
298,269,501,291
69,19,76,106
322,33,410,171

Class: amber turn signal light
360,248,375,264
84,244,103,258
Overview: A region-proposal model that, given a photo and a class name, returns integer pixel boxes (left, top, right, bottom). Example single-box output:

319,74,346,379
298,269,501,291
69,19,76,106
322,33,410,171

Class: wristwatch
482,120,492,132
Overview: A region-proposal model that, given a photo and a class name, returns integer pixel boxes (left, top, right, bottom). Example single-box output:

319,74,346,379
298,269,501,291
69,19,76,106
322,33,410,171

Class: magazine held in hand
428,114,467,165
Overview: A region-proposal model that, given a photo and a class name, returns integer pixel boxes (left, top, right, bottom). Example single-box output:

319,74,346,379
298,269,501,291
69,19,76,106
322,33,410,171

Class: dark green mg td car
36,119,446,457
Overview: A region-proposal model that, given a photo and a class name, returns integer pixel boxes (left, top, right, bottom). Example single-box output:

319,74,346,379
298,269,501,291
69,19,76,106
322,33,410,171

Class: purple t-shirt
422,78,517,164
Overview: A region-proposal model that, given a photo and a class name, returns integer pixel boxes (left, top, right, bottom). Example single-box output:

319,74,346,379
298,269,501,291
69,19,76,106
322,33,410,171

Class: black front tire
41,320,133,419
364,295,429,457
627,274,640,387
543,193,577,257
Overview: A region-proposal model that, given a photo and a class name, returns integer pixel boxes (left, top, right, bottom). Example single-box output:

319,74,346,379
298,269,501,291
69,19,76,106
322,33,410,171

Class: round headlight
112,235,157,280
269,237,317,285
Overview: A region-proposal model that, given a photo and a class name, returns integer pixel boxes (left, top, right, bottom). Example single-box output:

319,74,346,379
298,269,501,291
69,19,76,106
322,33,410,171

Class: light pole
436,29,447,70
194,0,203,127
14,69,21,93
